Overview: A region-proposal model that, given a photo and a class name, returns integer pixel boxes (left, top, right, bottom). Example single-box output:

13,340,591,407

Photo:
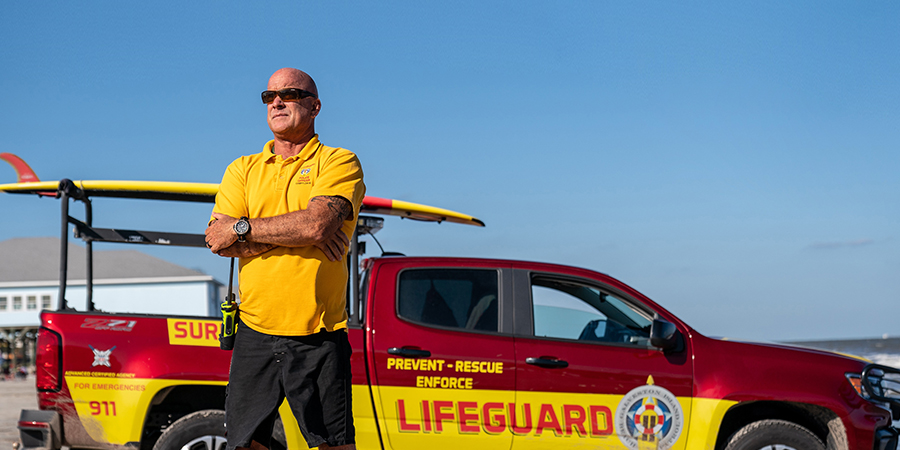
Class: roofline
0,275,220,289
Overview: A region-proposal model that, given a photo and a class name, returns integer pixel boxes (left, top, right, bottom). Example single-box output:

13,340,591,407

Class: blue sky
1,2,897,341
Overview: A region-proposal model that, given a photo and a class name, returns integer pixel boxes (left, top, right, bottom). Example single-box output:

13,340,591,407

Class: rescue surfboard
1,152,484,225
0,180,484,227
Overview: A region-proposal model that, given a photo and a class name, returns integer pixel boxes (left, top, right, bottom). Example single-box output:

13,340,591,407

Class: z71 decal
81,318,136,332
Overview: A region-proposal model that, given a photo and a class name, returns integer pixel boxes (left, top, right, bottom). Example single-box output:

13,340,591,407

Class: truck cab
359,256,900,450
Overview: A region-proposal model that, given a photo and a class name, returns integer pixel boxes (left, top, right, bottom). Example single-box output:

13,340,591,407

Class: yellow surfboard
0,180,485,227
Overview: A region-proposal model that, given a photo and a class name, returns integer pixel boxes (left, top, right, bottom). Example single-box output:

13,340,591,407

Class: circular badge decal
614,376,684,450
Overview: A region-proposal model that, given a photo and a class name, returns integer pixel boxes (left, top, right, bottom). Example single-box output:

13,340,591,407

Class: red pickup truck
5,177,900,450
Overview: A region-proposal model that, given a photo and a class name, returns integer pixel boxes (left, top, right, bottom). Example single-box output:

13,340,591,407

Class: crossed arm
205,196,353,261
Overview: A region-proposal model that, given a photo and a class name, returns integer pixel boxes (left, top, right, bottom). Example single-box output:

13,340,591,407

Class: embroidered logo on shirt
296,166,313,185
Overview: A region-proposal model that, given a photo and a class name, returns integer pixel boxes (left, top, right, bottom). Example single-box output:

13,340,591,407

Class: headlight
846,373,869,399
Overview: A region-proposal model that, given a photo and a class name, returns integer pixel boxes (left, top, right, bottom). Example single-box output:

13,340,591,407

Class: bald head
268,68,318,98
265,68,321,151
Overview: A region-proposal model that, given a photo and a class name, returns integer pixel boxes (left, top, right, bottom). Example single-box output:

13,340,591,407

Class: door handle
525,357,568,368
388,347,432,358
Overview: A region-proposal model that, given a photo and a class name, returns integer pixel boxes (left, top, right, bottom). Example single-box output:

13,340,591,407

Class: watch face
234,220,250,235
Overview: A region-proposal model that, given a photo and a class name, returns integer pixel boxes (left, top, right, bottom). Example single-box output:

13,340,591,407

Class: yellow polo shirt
213,135,366,336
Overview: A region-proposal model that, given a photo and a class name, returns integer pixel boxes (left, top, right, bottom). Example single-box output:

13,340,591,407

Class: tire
152,410,226,450
724,419,825,450
150,409,287,450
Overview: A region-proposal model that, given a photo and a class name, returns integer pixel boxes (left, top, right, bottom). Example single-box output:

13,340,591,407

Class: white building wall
0,280,220,330
64,281,219,317
0,285,54,328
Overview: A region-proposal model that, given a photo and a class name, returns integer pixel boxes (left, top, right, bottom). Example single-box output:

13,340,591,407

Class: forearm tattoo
311,196,353,222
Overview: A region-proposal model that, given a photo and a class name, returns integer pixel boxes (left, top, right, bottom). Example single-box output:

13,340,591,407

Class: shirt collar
263,134,321,163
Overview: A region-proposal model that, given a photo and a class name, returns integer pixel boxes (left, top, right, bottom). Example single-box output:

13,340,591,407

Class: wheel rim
759,446,796,450
180,435,227,450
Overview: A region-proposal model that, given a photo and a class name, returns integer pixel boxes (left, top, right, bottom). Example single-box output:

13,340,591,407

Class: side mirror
650,318,682,352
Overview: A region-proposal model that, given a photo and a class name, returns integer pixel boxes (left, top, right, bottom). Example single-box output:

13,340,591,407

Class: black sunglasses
261,88,317,104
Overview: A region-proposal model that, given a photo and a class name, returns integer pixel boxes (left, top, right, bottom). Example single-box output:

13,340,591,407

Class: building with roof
0,237,223,370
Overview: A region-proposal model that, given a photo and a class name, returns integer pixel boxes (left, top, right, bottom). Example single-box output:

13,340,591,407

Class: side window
398,269,499,332
531,276,653,347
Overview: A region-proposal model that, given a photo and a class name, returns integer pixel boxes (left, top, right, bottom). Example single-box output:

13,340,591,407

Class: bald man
206,68,365,450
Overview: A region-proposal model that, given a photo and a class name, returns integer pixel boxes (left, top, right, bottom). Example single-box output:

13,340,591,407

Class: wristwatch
233,217,250,242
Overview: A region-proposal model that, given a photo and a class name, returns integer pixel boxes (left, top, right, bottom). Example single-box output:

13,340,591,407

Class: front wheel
724,419,825,450
152,410,226,450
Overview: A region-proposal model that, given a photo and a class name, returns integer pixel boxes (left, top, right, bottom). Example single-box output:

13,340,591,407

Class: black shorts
224,322,354,449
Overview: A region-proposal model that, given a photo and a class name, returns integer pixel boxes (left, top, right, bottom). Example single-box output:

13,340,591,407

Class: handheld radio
219,257,238,350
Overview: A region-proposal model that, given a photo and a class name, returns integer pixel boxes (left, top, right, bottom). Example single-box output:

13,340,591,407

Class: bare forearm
247,196,351,247
206,196,352,255
247,211,330,246
216,242,277,258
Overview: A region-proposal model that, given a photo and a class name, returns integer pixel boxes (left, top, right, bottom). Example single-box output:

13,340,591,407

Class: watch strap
234,216,250,242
